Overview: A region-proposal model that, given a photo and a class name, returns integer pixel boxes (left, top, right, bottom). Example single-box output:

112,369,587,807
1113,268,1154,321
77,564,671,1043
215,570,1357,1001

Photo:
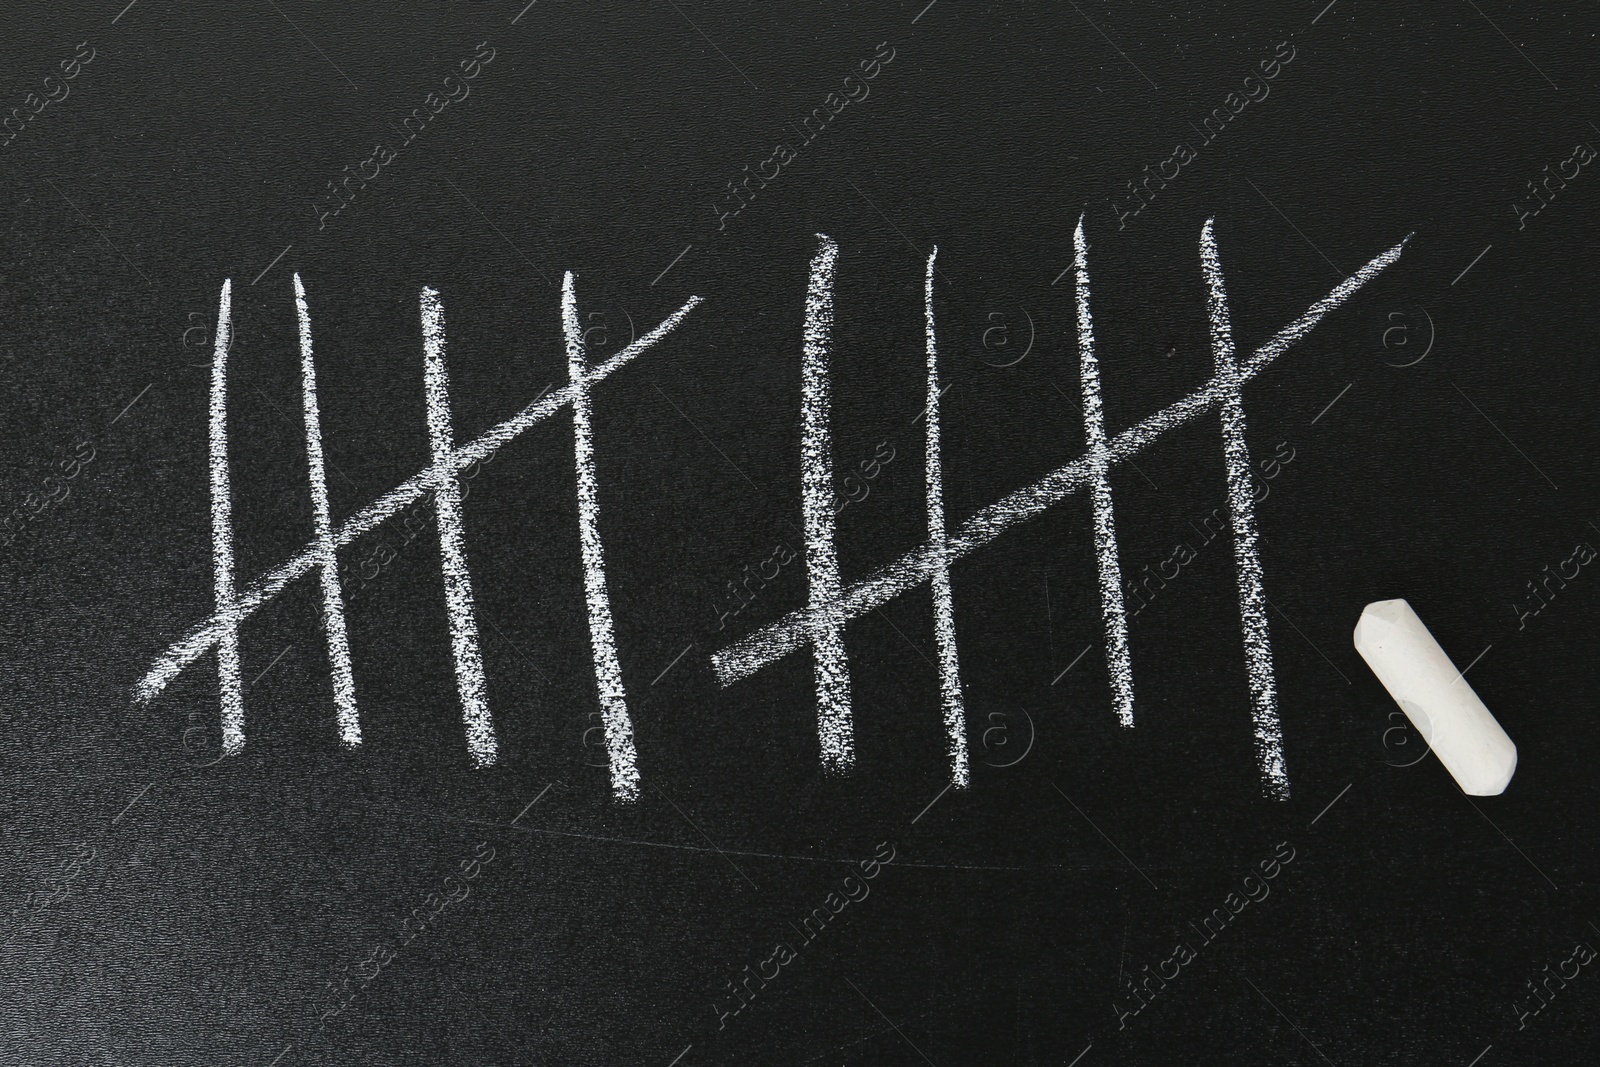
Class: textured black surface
0,2,1597,1064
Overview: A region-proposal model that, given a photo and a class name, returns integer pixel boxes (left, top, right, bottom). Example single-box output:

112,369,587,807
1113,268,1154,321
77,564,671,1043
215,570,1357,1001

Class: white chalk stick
1353,599,1516,795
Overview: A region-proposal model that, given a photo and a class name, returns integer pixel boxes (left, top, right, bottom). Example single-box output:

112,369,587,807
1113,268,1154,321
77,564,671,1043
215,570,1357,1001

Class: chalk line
209,279,244,756
135,293,703,708
801,234,854,773
924,246,970,787
1074,215,1136,729
1200,219,1286,799
294,274,361,747
564,272,641,801
422,287,497,768
712,233,1408,701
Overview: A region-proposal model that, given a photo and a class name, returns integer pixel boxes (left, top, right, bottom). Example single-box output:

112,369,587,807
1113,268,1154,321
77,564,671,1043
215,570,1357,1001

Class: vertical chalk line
801,234,854,773
209,279,244,755
1073,215,1136,729
712,233,1408,686
564,272,641,801
924,246,970,787
1200,219,1287,800
294,274,361,747
136,294,703,706
421,287,497,768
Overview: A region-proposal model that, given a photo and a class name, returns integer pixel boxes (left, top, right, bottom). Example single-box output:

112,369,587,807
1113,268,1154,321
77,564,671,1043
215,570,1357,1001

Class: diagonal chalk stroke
422,287,497,768
924,245,969,787
800,234,854,773
295,274,361,748
209,279,244,756
1201,219,1286,800
712,229,1408,799
714,235,1405,682
136,293,704,709
1074,214,1136,729
564,271,641,801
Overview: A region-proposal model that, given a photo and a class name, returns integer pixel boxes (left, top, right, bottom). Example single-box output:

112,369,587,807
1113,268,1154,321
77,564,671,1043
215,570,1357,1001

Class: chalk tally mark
209,279,243,756
564,271,641,801
422,287,497,768
924,246,970,787
1201,219,1287,798
1073,216,1136,729
712,221,1407,799
294,274,361,748
800,234,854,773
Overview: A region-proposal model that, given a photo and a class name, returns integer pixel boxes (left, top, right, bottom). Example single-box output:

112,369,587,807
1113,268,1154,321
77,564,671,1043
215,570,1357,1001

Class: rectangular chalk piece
1354,599,1517,796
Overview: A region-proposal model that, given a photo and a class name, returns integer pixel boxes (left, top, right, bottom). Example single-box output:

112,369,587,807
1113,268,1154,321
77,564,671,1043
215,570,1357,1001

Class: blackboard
2,2,1597,1063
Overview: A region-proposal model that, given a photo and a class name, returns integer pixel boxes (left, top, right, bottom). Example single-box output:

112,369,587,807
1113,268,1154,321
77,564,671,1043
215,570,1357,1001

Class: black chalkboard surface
1,2,1597,1064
